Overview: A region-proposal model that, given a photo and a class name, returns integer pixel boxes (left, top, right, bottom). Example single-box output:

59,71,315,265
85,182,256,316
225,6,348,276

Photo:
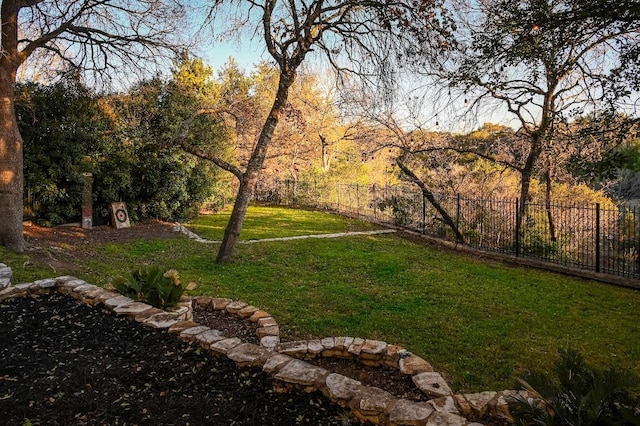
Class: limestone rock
361,339,387,357
179,325,211,341
134,307,164,322
351,386,396,424
34,278,57,289
428,396,460,415
321,337,335,350
104,295,135,309
263,353,294,374
249,310,270,322
143,313,180,329
256,325,280,339
260,335,280,350
168,320,200,334
211,297,232,310
93,290,121,304
226,300,248,314
276,341,309,356
425,411,468,426
227,343,271,367
412,372,453,398
348,337,365,356
388,399,434,426
72,283,98,293
257,316,278,328
196,329,226,346
399,355,433,375
307,340,324,355
193,296,213,308
209,337,243,354
324,373,362,402
335,336,354,351
274,359,328,387
238,305,260,318
112,302,155,318
463,392,497,418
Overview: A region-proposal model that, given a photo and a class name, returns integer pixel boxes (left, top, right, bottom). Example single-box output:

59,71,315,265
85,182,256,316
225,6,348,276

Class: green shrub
111,267,195,310
511,348,640,425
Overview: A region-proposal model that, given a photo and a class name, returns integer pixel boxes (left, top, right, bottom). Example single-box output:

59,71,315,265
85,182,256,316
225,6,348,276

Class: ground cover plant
4,206,640,396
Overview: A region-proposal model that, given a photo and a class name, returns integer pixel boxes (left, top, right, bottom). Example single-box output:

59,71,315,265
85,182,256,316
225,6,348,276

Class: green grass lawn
184,205,378,240
3,205,640,395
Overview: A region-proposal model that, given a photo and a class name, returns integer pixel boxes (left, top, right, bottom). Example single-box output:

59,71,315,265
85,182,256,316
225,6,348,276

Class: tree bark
544,162,557,242
215,71,295,263
0,66,25,252
0,0,25,252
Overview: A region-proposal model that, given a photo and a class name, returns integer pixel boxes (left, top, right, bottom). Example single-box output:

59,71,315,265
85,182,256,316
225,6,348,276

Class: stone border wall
0,268,531,426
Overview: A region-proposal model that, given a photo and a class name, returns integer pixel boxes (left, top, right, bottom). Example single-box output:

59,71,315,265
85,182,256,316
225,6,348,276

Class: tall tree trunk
216,72,295,263
0,0,25,252
544,162,557,242
0,63,25,252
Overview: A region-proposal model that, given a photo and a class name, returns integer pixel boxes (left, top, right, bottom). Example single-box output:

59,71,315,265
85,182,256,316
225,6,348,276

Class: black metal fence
254,181,640,281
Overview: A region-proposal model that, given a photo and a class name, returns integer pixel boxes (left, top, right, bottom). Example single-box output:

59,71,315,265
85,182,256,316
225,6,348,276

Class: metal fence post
515,198,521,257
337,183,341,212
456,194,461,244
356,184,360,216
595,203,601,273
422,193,426,234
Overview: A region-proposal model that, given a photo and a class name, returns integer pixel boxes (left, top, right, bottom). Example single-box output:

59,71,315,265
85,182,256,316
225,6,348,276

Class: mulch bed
4,221,432,424
0,294,360,425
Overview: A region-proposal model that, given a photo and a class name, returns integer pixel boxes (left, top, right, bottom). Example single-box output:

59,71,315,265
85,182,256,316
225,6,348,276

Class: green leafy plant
511,348,640,425
111,267,195,310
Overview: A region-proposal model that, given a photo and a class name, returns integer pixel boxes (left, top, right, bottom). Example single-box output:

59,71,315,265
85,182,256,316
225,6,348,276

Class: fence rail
254,180,640,281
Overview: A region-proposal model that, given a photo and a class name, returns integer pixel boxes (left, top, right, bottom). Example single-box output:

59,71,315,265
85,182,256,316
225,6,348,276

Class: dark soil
0,294,359,426
192,307,260,345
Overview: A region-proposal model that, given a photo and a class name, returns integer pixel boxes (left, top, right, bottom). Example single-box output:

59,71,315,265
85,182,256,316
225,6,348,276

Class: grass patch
2,205,639,395
185,205,378,240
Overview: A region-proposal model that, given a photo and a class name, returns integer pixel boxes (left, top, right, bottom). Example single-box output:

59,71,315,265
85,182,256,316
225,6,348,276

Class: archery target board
110,202,131,229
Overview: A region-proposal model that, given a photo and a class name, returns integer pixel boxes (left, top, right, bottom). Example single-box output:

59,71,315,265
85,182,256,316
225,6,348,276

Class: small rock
237,305,260,318
276,341,309,356
211,297,232,310
196,329,226,346
399,355,433,375
263,353,293,374
388,399,434,425
412,372,453,398
425,411,468,426
227,343,271,367
274,359,328,387
307,340,324,355
256,325,279,339
168,320,200,334
324,373,362,401
348,337,365,356
209,337,242,354
249,310,271,322
226,300,248,314
104,295,135,309
260,335,280,350
113,302,155,318
179,325,211,341
257,316,278,328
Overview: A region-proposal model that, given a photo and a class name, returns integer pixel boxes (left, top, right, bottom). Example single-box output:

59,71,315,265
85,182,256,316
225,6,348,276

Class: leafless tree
191,0,450,262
